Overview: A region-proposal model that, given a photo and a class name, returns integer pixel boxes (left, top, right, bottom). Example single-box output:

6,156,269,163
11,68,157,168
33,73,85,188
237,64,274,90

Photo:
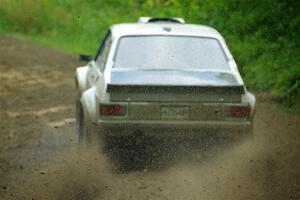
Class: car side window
95,31,112,72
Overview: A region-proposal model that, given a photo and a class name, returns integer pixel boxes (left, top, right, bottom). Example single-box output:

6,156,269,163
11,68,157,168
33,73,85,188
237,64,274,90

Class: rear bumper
94,120,253,139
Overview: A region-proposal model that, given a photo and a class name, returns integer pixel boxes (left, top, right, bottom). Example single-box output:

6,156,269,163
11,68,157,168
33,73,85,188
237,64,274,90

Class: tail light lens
100,104,127,116
229,106,251,118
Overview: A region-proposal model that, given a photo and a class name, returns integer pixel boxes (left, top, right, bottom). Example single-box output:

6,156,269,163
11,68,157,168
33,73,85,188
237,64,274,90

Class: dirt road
0,35,299,200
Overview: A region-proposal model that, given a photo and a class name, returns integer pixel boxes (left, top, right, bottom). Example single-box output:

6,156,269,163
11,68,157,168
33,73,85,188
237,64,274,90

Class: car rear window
114,36,230,71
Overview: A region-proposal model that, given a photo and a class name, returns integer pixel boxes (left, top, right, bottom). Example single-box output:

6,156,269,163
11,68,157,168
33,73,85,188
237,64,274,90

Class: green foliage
0,0,299,103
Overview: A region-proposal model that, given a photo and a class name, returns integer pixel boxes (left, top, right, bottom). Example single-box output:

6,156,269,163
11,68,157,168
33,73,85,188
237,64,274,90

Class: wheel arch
80,87,98,123
242,90,256,119
75,66,89,94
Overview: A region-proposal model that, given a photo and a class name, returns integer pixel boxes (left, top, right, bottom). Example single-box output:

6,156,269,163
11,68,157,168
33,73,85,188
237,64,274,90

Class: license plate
161,106,190,120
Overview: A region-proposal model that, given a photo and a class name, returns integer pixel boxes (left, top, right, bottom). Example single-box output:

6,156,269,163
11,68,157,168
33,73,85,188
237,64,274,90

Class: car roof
110,23,223,39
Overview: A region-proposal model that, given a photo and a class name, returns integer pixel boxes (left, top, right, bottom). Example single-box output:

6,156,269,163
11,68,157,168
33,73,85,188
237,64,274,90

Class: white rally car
75,17,255,144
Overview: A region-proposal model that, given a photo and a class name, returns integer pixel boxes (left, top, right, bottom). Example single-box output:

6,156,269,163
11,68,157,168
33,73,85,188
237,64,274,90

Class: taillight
100,104,127,116
229,106,251,118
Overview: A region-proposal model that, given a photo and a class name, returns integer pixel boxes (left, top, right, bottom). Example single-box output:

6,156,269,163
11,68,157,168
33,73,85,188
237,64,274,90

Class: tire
76,99,88,144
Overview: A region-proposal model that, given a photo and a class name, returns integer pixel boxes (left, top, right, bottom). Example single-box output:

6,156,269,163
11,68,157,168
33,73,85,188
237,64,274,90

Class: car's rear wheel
76,99,89,144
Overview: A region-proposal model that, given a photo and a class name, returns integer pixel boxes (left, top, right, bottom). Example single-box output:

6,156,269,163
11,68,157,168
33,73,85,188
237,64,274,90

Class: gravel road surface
0,35,299,200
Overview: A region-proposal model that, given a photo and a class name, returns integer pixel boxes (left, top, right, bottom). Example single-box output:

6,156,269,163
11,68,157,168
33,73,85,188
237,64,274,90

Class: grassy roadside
0,0,299,106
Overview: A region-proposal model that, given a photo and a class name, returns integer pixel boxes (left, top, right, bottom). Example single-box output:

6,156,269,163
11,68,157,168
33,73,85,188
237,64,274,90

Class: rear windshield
114,36,230,71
